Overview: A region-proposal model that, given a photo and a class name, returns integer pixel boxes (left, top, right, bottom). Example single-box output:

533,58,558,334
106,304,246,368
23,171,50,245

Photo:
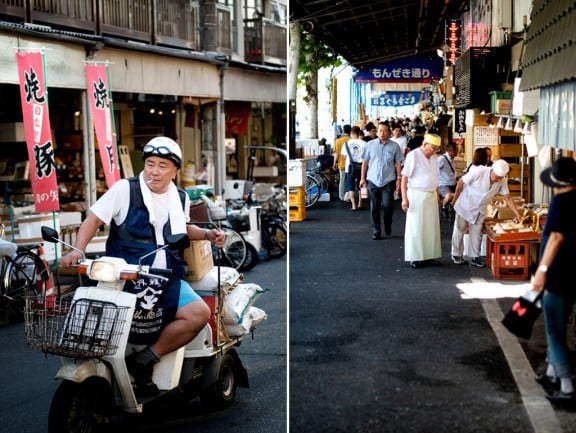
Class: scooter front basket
24,296,130,359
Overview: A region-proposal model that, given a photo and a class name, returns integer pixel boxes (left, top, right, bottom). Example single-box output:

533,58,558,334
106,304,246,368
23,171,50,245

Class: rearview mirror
41,226,59,243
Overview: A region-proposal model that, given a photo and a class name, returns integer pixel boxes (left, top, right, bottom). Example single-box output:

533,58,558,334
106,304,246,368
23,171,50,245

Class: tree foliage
297,28,342,89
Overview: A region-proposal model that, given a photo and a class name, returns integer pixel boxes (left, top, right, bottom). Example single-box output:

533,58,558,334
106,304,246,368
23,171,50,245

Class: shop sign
15,51,60,213
445,19,462,66
371,92,422,107
353,55,443,83
85,63,121,187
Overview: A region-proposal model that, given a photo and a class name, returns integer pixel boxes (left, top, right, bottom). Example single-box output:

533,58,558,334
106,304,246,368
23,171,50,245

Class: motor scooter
25,226,264,433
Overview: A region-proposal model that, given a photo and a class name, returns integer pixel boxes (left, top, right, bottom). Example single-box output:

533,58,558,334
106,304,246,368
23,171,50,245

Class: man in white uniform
400,133,442,268
450,159,522,266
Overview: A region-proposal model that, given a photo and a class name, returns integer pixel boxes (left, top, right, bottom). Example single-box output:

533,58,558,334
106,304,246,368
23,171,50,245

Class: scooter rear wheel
199,352,238,409
48,378,116,433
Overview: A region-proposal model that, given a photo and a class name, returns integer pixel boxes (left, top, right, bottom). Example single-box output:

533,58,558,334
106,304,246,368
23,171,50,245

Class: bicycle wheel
305,174,321,208
4,250,48,304
213,227,247,270
264,221,287,259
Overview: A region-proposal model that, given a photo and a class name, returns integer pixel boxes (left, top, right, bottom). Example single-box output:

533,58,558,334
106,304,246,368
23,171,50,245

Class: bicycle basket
24,296,130,359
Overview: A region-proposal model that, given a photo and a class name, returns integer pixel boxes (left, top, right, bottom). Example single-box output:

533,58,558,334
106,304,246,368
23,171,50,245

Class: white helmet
142,136,182,168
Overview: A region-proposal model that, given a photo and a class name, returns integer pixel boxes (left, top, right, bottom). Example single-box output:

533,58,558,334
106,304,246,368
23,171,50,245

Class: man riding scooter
60,136,225,396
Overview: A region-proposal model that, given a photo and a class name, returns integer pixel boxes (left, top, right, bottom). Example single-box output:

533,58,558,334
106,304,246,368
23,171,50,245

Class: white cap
491,159,509,177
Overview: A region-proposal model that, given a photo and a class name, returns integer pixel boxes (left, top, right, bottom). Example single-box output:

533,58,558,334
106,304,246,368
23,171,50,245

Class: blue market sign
354,55,443,83
371,92,423,107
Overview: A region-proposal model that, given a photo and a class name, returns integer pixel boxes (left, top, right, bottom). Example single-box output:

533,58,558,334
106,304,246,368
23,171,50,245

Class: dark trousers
368,180,395,236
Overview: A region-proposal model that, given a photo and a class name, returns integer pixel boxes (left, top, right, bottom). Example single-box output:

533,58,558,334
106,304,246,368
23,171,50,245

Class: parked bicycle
305,155,338,208
0,223,50,311
190,200,257,272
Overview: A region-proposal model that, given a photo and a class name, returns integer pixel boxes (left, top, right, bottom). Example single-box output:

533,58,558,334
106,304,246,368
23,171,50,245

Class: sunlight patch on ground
457,280,533,299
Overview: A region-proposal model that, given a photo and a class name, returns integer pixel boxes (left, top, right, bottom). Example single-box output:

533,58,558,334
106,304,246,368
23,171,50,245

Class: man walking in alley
360,122,404,240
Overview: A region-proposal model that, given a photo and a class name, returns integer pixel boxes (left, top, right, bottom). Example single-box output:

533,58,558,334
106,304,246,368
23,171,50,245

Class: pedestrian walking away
333,124,352,201
531,157,576,404
438,143,458,218
401,133,442,268
360,122,404,240
344,126,367,211
450,159,521,267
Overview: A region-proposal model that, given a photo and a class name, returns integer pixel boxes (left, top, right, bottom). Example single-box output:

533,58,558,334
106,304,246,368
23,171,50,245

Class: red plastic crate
491,241,530,280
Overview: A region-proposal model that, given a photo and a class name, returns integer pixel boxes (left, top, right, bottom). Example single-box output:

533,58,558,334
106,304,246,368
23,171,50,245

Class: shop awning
519,0,576,91
519,0,576,150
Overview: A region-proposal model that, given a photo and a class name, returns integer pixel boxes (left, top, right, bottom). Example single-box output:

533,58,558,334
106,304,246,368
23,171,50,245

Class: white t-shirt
343,139,366,172
90,177,191,267
391,135,408,153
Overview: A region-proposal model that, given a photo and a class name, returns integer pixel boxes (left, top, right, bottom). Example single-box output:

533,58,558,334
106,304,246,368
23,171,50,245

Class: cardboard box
183,240,214,281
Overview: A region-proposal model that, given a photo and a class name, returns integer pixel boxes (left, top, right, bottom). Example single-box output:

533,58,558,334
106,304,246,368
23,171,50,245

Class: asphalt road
0,255,286,433
289,199,576,433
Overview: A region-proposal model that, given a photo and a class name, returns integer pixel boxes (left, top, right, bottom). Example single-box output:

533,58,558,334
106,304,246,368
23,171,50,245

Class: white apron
404,188,442,261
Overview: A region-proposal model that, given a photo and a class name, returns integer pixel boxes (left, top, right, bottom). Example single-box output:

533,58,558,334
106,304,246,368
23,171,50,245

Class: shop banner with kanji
85,63,121,187
15,51,59,212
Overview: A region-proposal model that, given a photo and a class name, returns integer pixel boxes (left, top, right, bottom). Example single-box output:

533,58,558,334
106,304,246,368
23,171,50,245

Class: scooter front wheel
48,378,117,433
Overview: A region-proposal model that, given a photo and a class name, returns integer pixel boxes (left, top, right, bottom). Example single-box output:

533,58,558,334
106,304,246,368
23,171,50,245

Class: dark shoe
536,374,559,392
372,235,383,240
385,227,391,236
126,351,160,397
410,261,425,269
546,390,575,404
452,255,467,265
425,259,442,266
470,257,485,268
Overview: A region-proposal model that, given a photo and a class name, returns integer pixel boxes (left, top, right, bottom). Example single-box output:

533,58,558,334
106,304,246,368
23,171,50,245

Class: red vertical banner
15,52,60,212
85,63,121,187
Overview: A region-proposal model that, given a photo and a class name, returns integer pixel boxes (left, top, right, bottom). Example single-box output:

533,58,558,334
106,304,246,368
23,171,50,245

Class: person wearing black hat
532,157,576,403
59,136,225,396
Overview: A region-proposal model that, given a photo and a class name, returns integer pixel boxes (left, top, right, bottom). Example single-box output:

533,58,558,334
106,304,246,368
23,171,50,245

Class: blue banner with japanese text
371,92,423,107
354,55,443,83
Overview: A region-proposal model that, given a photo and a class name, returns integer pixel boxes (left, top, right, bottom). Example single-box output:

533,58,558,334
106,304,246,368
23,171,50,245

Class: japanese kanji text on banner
85,63,121,187
15,51,59,213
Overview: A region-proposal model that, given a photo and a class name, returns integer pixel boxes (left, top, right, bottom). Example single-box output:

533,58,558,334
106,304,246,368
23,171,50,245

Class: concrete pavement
289,197,576,433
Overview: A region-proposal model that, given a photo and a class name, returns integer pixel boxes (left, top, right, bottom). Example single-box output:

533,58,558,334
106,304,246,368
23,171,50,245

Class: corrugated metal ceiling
290,0,470,67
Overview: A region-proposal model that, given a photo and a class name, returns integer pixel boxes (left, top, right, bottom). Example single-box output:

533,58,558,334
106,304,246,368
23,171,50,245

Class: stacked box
289,205,306,222
289,187,306,207
491,242,530,280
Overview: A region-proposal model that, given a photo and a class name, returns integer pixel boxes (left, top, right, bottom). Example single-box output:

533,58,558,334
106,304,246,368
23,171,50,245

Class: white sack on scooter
223,283,268,325
225,306,268,337
191,266,242,293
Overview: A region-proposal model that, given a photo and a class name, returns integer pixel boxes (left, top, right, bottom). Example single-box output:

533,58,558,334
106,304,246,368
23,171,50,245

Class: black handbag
501,291,544,340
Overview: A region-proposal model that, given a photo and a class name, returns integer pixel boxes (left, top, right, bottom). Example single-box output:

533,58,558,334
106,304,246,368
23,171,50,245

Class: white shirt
453,165,510,224
438,152,456,187
90,177,191,267
401,147,439,190
343,139,366,172
391,135,408,153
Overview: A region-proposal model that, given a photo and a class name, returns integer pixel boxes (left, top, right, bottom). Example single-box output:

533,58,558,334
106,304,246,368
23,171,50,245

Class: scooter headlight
88,260,117,282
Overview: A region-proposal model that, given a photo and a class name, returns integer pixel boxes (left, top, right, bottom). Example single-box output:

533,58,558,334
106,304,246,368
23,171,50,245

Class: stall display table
484,220,541,280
